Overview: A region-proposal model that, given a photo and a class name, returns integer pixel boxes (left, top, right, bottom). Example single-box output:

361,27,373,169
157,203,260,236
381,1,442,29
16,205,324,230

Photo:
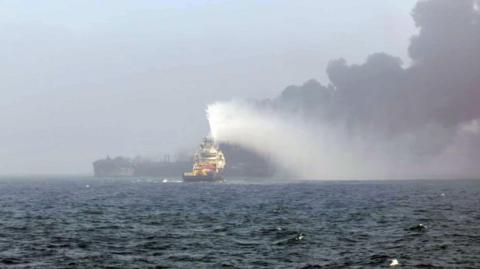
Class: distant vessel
93,155,190,177
183,137,226,182
93,143,273,178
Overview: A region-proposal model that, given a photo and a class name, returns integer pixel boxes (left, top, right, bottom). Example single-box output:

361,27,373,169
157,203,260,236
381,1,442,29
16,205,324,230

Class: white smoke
205,1,480,180
207,101,393,179
207,101,480,180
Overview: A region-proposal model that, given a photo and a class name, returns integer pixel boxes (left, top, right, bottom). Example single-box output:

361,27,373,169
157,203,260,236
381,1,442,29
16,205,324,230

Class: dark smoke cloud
273,0,480,165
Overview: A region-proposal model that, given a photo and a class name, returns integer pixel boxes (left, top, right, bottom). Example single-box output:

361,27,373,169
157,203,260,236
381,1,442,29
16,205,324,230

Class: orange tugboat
183,137,226,182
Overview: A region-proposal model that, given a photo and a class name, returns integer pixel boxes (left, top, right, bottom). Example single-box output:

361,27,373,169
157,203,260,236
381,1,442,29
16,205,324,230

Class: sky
0,0,417,175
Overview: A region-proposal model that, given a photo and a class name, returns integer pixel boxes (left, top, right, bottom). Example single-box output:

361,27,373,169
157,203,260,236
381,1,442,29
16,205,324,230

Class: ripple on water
0,178,478,268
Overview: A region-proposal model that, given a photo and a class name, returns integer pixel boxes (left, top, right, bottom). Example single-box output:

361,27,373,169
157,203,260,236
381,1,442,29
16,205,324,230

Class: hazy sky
0,0,417,174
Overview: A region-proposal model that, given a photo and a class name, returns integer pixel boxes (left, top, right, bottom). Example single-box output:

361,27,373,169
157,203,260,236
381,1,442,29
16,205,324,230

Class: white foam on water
389,258,400,267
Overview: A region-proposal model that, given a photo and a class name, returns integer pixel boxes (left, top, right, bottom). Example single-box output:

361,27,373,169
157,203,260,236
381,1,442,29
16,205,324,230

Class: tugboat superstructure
183,137,225,182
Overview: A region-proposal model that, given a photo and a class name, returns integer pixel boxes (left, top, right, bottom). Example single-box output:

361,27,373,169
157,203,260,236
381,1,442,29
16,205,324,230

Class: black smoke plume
277,0,480,164
209,0,480,179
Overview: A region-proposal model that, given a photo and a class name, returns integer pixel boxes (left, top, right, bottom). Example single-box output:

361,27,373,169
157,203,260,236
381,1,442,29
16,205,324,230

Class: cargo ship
183,137,226,182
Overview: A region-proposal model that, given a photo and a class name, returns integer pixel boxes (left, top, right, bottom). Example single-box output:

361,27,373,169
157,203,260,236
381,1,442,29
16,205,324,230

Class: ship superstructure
183,137,225,182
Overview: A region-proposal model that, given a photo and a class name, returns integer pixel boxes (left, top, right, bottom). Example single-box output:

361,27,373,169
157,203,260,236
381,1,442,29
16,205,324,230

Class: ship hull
182,173,224,183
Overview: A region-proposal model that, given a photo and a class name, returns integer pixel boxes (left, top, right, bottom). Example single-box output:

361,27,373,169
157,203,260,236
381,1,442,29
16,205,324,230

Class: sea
0,177,479,268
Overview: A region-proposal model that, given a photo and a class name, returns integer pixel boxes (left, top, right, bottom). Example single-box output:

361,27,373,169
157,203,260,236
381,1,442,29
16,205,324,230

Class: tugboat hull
182,173,224,183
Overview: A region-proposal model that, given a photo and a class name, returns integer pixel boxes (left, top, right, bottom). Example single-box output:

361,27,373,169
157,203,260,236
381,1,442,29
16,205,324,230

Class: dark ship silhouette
93,143,274,178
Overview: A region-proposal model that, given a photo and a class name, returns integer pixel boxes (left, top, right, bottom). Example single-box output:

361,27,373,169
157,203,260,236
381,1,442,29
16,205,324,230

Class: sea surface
0,177,479,268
